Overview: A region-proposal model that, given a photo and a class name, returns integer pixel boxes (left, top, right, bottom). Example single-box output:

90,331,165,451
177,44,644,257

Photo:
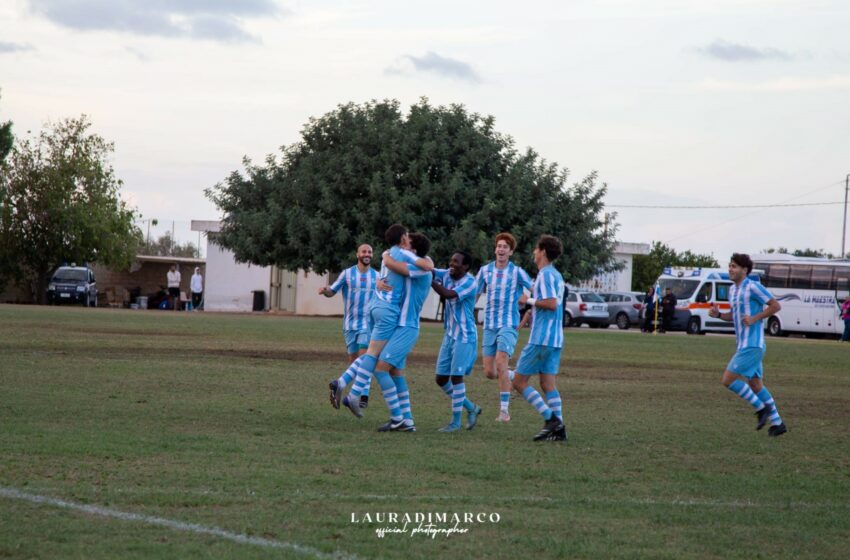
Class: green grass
1,305,848,559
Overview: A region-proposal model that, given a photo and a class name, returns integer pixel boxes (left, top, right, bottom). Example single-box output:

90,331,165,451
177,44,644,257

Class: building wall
205,241,270,312
574,254,636,293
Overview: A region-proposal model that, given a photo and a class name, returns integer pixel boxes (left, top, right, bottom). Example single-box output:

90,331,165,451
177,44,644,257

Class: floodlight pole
842,174,850,259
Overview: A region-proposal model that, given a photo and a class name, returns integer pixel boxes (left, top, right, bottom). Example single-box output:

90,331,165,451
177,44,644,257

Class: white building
572,242,651,292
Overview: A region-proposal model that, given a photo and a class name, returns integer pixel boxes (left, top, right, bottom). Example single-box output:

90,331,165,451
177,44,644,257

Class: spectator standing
167,264,181,311
841,297,850,342
660,287,677,333
191,267,203,311
642,286,656,333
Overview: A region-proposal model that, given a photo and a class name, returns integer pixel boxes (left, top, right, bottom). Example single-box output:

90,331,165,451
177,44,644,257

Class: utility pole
843,174,850,259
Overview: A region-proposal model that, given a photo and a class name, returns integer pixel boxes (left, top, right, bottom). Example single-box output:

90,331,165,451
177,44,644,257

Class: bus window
811,267,833,290
763,264,790,288
716,283,731,302
695,283,712,303
789,265,812,290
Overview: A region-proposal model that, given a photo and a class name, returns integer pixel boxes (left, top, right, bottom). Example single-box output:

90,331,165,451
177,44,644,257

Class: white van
653,266,761,335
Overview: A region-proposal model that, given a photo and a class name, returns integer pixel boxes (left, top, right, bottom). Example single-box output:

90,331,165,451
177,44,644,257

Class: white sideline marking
0,487,354,559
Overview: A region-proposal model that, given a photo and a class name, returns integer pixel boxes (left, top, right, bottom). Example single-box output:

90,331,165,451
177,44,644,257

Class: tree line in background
207,98,620,280
631,241,719,292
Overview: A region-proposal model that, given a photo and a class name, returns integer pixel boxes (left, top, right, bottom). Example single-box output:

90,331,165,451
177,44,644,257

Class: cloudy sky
2,0,849,260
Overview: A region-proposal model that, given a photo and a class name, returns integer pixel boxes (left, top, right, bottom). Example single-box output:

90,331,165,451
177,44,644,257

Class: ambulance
652,266,762,335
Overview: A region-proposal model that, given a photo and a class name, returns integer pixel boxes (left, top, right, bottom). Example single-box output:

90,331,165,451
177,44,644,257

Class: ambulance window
716,283,731,302
696,283,712,303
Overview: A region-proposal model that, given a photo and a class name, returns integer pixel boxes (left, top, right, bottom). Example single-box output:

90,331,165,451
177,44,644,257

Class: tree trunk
34,269,49,305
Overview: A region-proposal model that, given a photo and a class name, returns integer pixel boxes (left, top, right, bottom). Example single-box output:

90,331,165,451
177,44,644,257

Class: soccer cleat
467,405,482,430
328,380,343,409
768,423,787,437
397,420,416,433
755,405,772,431
342,395,363,419
495,411,511,423
438,423,462,433
533,414,565,441
377,418,406,432
548,424,568,442
359,395,369,409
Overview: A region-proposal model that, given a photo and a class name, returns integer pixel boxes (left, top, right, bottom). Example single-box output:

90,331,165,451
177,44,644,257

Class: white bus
751,254,850,338
653,266,762,335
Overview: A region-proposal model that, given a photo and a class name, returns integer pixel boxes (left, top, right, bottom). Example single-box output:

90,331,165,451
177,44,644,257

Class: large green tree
631,241,719,291
0,115,141,302
207,98,617,280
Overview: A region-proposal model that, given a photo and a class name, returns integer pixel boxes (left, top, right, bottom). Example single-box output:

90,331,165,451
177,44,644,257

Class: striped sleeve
537,269,558,300
433,269,449,285
517,267,533,290
454,275,478,301
393,247,419,265
329,269,347,293
408,263,430,278
475,267,488,295
749,282,774,305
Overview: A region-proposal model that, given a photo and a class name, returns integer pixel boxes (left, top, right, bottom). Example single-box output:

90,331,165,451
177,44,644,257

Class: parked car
600,291,645,330
46,265,98,307
564,290,609,328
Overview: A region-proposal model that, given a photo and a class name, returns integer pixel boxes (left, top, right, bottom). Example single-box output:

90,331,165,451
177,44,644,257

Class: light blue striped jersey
729,278,774,350
476,261,533,330
528,265,565,348
434,269,478,343
329,265,378,331
398,266,433,329
373,246,420,308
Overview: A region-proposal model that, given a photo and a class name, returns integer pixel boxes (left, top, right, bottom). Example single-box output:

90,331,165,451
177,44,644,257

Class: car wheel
767,317,784,337
615,312,630,330
564,312,574,327
686,317,701,335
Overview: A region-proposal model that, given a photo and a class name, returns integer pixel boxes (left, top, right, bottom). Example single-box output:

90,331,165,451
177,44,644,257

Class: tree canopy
207,98,618,280
631,241,719,291
0,115,141,302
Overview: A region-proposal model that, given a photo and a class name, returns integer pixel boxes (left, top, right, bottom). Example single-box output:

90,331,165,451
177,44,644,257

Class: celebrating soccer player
513,235,567,442
431,251,483,433
319,244,378,408
476,232,533,422
709,253,787,436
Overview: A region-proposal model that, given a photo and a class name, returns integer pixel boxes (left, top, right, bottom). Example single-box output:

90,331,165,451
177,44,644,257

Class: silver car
564,290,609,328
600,291,645,329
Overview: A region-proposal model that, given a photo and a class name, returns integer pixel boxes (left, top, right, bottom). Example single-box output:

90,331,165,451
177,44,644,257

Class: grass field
1,304,848,559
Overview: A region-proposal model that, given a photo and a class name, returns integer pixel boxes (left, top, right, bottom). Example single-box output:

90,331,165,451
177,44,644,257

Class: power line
609,201,842,209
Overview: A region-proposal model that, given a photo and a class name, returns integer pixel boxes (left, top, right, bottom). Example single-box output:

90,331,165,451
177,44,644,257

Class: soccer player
431,251,482,433
319,244,378,408
709,253,787,436
512,235,567,442
368,232,434,432
476,232,533,422
328,224,432,425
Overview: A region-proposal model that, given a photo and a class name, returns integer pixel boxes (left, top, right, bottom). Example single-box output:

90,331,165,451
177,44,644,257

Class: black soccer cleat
328,380,342,409
548,425,568,442
768,423,787,437
359,395,369,409
755,405,772,431
533,414,565,441
377,418,407,432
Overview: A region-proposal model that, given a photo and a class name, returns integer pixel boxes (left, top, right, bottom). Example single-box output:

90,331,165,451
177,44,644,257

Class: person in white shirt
190,267,203,310
166,264,181,311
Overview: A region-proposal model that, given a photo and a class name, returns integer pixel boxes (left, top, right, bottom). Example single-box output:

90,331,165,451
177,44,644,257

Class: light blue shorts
482,327,519,358
436,334,478,376
380,326,420,370
369,305,400,342
516,343,562,375
343,328,370,355
727,347,764,379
